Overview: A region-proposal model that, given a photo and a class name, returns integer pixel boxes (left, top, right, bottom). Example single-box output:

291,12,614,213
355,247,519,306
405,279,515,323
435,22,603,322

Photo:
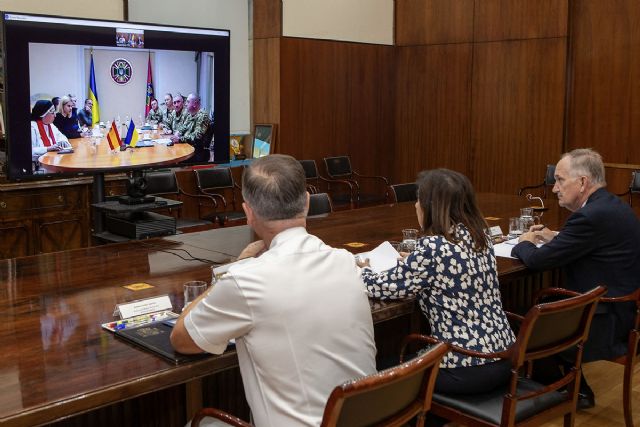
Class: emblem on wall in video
111,58,133,85
115,28,145,49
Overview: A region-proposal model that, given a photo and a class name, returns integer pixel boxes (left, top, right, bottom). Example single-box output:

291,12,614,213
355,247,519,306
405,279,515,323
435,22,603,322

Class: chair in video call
617,170,640,206
191,342,449,427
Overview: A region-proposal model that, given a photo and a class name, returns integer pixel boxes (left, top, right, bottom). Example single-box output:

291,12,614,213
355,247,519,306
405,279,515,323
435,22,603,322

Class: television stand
92,196,182,242
118,195,156,205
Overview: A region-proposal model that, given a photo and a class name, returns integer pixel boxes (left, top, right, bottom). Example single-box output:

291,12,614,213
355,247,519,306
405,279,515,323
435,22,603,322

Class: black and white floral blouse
361,224,515,368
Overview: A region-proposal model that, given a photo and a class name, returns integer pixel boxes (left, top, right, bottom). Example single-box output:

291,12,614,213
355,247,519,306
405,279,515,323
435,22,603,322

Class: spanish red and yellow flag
106,121,122,150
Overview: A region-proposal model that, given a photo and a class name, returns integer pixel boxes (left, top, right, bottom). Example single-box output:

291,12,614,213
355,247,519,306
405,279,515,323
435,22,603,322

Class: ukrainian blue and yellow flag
123,119,139,148
89,52,100,124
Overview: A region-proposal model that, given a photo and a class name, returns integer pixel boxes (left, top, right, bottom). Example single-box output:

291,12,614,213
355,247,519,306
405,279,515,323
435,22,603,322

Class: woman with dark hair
31,100,72,162
53,95,81,138
358,168,515,395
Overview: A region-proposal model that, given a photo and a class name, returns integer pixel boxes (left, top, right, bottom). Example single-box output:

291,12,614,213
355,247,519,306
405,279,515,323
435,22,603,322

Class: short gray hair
562,148,606,187
242,154,307,220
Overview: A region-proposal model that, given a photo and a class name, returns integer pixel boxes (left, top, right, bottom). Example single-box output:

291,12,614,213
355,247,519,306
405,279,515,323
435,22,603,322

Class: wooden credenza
0,178,92,258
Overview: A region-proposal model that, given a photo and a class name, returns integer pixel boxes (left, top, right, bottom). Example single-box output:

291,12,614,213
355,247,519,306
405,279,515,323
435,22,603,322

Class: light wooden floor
542,360,640,426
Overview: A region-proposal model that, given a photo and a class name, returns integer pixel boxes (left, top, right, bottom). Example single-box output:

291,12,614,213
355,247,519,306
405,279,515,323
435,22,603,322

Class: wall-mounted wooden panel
471,38,567,194
395,0,474,46
253,0,282,39
253,38,281,127
279,38,396,180
566,0,640,164
474,0,568,41
394,44,473,183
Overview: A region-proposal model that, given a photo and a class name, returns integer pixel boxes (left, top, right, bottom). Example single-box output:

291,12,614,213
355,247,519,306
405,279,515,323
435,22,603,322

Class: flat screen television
1,12,231,181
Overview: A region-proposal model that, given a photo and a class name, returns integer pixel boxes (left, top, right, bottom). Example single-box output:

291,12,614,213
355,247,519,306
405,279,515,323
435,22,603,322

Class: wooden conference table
0,194,568,426
37,133,194,174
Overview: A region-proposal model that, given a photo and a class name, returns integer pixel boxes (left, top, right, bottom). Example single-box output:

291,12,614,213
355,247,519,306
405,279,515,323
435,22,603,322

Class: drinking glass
509,217,523,238
401,228,419,251
519,207,539,231
183,280,208,311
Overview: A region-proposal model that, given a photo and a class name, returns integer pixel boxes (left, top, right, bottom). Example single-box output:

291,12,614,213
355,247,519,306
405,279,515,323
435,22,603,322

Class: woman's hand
47,145,61,152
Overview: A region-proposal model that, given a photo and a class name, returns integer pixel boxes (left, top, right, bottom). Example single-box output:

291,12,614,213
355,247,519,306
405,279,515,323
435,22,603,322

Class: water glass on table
401,228,419,252
509,217,524,239
183,280,208,311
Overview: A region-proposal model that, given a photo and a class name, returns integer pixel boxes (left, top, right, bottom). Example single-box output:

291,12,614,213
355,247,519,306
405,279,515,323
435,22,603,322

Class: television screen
1,12,231,180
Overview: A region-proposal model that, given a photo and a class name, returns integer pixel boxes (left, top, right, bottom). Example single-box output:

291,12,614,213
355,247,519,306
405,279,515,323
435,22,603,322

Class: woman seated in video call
357,168,515,397
53,95,81,139
31,99,72,161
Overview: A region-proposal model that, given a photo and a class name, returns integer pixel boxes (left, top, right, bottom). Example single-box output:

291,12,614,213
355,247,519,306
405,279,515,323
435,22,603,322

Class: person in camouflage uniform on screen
171,93,211,162
163,93,187,132
146,98,163,124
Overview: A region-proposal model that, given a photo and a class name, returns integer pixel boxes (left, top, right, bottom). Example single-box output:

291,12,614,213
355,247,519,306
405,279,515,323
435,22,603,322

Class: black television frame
1,11,231,181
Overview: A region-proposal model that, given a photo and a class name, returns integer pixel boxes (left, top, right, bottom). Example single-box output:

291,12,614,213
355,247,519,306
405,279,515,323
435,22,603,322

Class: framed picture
252,124,276,159
229,134,246,160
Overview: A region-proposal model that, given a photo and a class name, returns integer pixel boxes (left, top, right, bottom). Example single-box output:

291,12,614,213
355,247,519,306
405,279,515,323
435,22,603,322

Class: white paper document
357,241,402,273
493,237,543,259
493,238,519,259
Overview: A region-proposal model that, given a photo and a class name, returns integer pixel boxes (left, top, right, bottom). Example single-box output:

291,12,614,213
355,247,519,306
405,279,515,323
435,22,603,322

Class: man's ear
304,191,310,215
243,202,254,226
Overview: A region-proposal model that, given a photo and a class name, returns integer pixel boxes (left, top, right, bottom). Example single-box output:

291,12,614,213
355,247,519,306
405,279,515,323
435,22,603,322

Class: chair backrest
308,193,333,216
630,170,640,192
195,167,234,191
324,156,353,179
299,159,319,180
144,170,179,195
544,164,556,186
511,286,606,368
391,183,418,203
320,342,449,427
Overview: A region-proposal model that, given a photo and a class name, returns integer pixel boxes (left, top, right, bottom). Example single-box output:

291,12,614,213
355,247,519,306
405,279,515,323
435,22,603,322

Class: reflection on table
37,133,194,173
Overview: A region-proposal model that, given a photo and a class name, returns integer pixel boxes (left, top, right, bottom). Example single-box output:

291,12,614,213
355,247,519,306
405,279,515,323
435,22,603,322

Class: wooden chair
401,286,606,427
390,182,418,203
617,170,640,206
299,159,356,208
518,164,556,198
191,342,450,427
194,167,246,226
308,193,333,217
143,170,215,231
536,287,640,427
323,155,389,206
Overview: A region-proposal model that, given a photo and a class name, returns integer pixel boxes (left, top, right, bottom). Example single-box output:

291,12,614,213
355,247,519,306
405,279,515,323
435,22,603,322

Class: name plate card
115,295,173,319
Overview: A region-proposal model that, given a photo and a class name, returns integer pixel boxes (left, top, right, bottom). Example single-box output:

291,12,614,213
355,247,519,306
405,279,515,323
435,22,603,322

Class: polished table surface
0,193,568,426
37,134,194,173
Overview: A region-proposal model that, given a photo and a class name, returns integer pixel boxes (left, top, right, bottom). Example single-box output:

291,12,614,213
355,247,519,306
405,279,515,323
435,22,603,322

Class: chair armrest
200,189,228,208
318,176,356,192
399,333,511,363
178,189,218,208
534,287,581,304
505,311,525,323
192,408,251,427
601,289,640,305
353,170,390,186
517,182,544,196
616,189,631,197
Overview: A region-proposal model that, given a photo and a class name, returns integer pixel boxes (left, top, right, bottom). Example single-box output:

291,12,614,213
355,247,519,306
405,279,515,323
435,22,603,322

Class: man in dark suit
512,148,640,409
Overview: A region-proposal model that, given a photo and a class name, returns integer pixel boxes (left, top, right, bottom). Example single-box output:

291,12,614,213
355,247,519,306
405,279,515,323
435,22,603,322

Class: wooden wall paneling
474,0,568,42
395,0,474,46
0,221,30,258
566,0,640,164
279,39,396,183
253,0,282,40
253,38,281,127
394,44,473,183
470,38,567,194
